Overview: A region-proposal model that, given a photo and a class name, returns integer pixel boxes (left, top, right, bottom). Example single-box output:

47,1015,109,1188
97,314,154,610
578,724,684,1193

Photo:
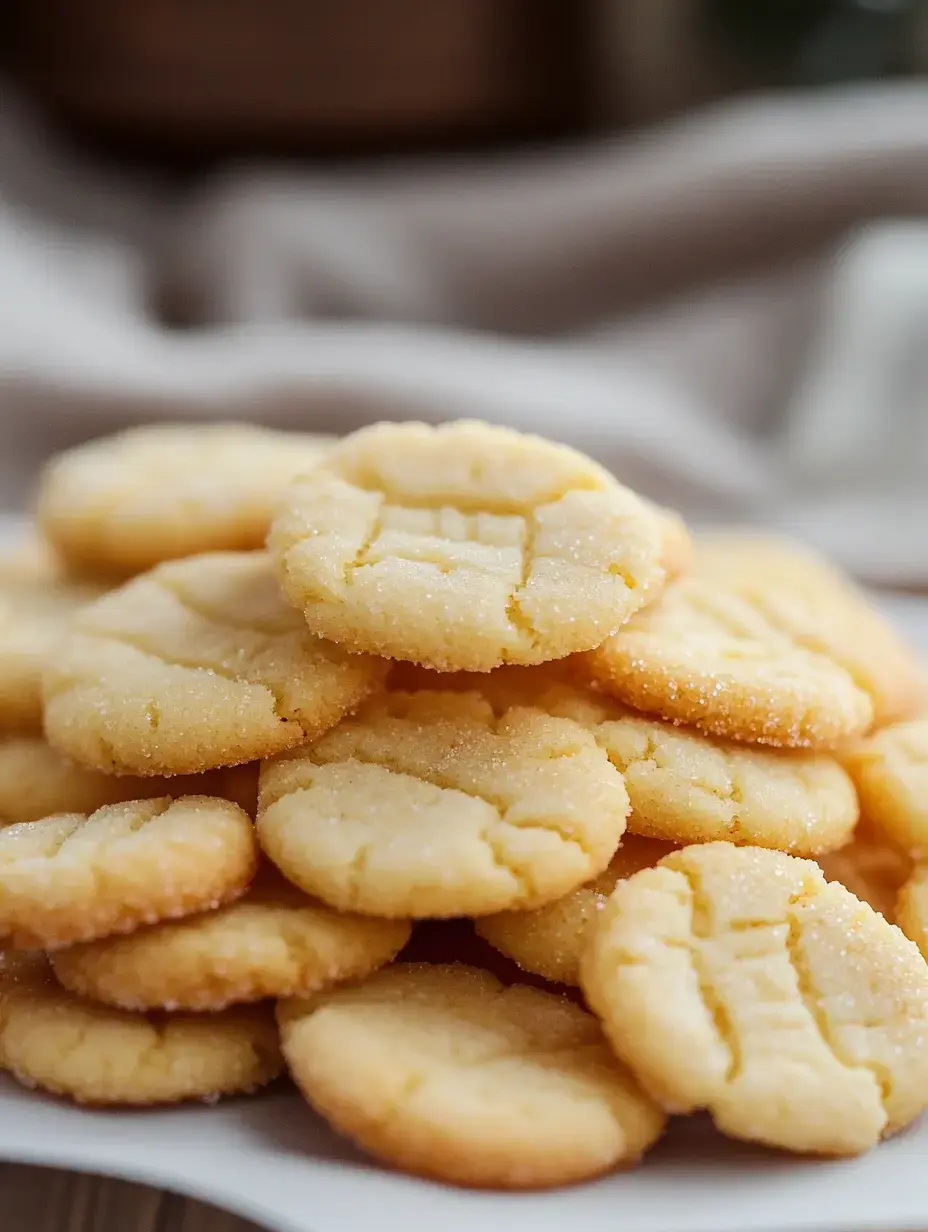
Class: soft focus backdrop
1,0,926,585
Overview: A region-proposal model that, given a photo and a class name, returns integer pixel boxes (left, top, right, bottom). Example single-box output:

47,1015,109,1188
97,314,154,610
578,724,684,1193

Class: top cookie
697,533,923,727
43,552,387,776
268,420,668,671
587,576,873,749
37,423,334,579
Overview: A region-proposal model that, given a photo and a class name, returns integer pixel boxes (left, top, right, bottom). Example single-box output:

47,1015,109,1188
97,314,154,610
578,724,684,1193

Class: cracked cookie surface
37,422,334,579
51,869,410,1011
843,719,928,856
0,795,257,948
477,835,675,986
43,551,387,776
257,687,630,917
581,841,928,1155
395,663,858,855
278,962,665,1188
269,420,667,671
697,533,924,726
0,574,105,733
586,577,873,749
0,952,282,1105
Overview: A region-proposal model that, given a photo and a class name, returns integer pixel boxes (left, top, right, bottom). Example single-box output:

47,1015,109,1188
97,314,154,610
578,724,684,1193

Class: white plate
1,577,926,1232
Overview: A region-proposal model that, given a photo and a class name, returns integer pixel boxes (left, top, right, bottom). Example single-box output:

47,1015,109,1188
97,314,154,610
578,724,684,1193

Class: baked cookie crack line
153,577,302,638
783,905,890,1110
678,868,743,1086
504,509,541,650
342,499,386,586
79,631,295,728
306,749,599,861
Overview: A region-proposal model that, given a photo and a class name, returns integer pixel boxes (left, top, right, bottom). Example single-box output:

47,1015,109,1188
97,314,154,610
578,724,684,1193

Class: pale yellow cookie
43,551,388,776
582,841,928,1155
37,422,334,579
0,795,257,949
842,719,928,856
477,835,675,986
258,686,630,918
0,952,282,1105
278,963,665,1188
896,865,928,959
0,573,105,733
647,502,693,583
391,663,859,855
51,869,411,1011
697,533,923,726
269,419,668,671
587,576,873,749
817,819,912,921
0,740,258,827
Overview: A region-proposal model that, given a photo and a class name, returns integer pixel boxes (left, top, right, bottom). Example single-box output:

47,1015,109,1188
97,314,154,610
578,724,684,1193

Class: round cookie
51,870,411,1011
586,576,873,749
0,795,257,949
0,952,282,1105
278,962,665,1188
581,841,928,1155
842,719,928,856
37,422,334,579
477,835,675,986
391,663,859,855
43,551,388,776
0,742,258,827
257,686,630,918
697,533,923,727
269,419,668,671
0,736,151,824
817,820,912,922
0,573,105,733
896,866,928,959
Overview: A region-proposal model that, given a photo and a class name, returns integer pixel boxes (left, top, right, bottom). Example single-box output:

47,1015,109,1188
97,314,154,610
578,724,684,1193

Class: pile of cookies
1,418,928,1190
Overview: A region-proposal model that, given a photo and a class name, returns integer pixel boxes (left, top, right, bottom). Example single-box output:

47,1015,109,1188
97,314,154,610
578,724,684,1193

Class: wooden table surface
0,1163,264,1231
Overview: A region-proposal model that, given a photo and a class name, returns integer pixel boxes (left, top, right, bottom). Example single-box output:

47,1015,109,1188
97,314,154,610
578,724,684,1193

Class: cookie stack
1,418,928,1189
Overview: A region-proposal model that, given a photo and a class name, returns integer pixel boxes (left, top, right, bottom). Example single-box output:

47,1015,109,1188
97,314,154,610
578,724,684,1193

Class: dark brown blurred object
7,0,587,159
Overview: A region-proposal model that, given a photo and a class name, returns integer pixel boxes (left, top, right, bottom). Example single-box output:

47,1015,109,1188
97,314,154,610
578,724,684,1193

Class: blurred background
1,0,926,583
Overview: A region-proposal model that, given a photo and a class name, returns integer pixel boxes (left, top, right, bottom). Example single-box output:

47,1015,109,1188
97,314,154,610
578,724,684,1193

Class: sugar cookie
586,577,873,749
269,420,668,671
43,552,388,776
37,423,334,579
697,533,923,726
51,870,411,1011
896,865,928,959
257,686,630,917
842,719,928,856
0,574,105,733
391,663,858,855
0,534,62,584
0,795,257,949
0,952,282,1105
278,963,665,1188
477,835,675,986
582,842,928,1155
817,820,912,921
0,736,152,824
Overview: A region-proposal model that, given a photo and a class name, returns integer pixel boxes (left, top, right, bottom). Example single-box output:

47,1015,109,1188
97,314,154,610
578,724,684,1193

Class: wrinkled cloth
1,83,927,584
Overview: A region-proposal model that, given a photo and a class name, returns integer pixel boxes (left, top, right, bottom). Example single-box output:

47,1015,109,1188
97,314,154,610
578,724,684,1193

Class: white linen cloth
1,82,927,584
